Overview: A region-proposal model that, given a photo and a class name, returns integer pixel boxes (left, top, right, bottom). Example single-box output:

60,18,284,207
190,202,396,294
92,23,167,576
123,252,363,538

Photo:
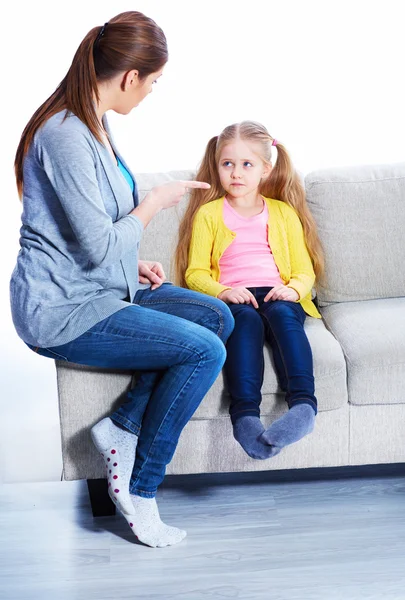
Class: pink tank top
219,198,283,288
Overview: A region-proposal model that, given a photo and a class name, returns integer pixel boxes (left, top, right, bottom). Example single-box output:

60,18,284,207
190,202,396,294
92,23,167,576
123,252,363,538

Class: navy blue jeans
29,283,234,497
224,287,317,424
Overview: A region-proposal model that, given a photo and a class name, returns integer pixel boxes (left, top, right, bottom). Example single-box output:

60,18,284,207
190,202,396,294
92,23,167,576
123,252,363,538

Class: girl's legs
224,302,278,459
225,302,264,421
33,285,233,546
258,297,317,450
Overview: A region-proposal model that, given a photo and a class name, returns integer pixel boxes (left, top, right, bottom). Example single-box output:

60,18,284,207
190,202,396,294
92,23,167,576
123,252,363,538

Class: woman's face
132,68,165,107
115,66,165,114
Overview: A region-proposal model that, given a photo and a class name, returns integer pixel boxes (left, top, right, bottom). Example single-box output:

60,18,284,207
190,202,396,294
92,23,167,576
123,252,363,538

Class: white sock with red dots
125,495,187,548
90,417,137,515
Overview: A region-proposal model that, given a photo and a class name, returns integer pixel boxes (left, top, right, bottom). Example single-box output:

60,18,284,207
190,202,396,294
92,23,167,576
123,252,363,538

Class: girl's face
218,138,271,199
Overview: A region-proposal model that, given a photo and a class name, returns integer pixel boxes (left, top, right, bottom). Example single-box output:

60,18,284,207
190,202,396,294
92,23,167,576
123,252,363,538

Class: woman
11,10,234,548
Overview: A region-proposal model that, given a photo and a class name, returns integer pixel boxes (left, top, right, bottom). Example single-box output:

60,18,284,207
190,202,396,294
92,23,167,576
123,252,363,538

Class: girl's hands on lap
264,285,299,302
138,260,166,290
218,287,259,309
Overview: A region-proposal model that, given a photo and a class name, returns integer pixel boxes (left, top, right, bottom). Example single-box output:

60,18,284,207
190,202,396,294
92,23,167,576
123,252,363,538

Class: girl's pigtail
261,142,295,205
261,143,325,280
174,136,224,287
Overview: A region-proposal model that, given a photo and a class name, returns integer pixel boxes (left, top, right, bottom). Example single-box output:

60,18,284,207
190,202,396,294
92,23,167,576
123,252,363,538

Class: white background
1,0,404,483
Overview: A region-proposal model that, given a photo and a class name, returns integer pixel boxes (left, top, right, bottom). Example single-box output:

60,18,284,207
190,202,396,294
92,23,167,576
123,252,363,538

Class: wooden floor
1,466,405,600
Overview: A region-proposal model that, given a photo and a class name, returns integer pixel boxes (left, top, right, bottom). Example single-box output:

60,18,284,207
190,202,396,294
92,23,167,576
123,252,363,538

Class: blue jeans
224,287,317,424
29,283,234,497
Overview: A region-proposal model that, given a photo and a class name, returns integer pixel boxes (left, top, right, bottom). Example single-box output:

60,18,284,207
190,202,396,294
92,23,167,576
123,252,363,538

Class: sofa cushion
305,162,405,307
321,298,405,406
194,316,347,418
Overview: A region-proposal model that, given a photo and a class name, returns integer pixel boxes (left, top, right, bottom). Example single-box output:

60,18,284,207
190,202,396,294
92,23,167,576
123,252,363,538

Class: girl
175,121,324,460
11,11,234,547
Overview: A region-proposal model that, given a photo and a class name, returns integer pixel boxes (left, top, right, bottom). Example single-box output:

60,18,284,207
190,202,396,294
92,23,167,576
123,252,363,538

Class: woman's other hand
138,260,166,290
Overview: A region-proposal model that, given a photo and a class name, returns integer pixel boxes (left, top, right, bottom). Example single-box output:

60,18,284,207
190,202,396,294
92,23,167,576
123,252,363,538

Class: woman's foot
233,416,280,460
125,495,187,548
90,417,138,515
260,404,316,449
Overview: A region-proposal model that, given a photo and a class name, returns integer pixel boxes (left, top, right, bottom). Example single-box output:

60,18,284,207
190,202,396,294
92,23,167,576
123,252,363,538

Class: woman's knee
196,295,234,343
193,327,227,369
218,302,235,343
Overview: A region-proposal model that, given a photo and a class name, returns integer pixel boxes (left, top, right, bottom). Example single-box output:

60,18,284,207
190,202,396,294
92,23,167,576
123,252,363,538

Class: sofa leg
87,478,116,517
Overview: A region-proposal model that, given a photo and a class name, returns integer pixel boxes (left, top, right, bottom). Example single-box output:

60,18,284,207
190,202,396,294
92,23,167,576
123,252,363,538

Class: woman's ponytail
64,28,105,142
14,27,104,198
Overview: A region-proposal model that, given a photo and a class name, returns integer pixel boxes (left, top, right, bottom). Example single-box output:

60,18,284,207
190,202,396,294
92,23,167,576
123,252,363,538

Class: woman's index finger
182,180,211,189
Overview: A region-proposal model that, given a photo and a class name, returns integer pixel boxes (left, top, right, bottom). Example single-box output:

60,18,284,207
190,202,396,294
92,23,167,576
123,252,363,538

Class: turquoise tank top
117,157,135,193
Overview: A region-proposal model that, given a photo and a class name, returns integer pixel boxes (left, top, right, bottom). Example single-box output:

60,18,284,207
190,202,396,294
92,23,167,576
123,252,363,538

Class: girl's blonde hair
174,120,324,287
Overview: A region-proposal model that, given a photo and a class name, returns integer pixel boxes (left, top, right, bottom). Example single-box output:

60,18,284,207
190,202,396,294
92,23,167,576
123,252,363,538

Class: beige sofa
56,162,405,515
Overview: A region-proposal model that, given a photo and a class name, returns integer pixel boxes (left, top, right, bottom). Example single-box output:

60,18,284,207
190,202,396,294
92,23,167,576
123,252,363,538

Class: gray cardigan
10,110,148,347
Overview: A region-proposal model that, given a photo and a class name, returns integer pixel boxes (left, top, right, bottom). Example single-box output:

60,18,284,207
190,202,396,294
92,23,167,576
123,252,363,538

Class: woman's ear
121,69,140,92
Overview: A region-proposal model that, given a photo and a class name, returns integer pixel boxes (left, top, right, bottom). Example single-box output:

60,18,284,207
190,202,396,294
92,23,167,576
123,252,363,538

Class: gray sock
260,404,316,449
90,417,138,515
233,416,280,460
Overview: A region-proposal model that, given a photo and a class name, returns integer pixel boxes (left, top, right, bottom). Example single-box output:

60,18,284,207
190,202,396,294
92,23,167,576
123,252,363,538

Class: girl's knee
263,300,301,321
232,304,264,329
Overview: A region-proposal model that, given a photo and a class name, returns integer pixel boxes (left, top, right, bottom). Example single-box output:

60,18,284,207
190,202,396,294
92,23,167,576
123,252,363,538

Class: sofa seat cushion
193,316,347,419
321,298,405,406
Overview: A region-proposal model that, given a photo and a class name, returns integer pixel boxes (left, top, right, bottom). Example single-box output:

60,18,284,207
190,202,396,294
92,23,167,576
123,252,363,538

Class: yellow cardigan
185,196,321,319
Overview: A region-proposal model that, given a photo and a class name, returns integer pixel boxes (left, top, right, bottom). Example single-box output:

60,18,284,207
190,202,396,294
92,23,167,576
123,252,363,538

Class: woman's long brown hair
175,121,324,286
14,11,168,197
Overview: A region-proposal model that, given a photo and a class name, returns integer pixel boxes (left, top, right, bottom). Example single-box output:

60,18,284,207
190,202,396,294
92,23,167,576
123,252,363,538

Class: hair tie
95,22,109,45
272,139,278,147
